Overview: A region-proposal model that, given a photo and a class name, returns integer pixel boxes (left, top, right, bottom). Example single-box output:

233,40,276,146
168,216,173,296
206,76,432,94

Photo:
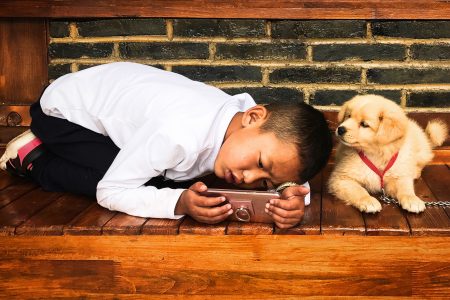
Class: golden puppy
328,95,448,213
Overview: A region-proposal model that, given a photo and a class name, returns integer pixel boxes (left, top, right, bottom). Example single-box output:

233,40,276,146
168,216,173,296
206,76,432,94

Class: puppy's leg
387,177,425,213
329,178,382,213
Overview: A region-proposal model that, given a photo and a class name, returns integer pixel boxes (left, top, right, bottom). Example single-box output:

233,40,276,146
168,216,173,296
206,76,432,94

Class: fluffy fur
328,95,448,213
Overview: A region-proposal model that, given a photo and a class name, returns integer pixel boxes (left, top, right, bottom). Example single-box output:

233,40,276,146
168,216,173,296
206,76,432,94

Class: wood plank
101,212,147,235
406,177,450,236
421,165,450,201
1,0,450,19
0,171,30,190
0,259,131,295
0,19,47,104
0,180,38,210
320,165,366,235
363,201,410,236
179,216,227,235
433,148,450,165
63,203,117,235
321,190,366,235
226,221,273,235
15,194,93,236
0,235,449,297
412,262,450,297
421,164,450,219
141,218,185,235
0,127,28,146
0,189,61,236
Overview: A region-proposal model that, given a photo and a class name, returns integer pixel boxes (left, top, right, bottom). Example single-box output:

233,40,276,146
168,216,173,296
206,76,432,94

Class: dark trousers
29,101,120,197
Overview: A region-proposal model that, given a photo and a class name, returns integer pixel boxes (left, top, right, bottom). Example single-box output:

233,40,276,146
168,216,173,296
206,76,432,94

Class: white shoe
0,129,45,177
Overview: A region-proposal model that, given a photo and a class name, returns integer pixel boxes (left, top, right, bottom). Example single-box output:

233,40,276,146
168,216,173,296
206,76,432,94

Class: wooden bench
1,1,450,298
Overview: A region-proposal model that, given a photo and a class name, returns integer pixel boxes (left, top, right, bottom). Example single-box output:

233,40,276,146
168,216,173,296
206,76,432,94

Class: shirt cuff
302,181,311,206
167,188,186,219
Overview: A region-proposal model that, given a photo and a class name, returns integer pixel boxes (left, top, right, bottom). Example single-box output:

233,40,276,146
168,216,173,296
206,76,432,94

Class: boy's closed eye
258,154,272,190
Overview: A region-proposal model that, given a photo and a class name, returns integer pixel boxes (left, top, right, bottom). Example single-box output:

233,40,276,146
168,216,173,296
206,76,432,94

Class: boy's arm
96,129,190,219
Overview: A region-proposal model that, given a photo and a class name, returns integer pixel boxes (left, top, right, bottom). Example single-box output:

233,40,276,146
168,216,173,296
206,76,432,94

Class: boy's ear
241,105,269,128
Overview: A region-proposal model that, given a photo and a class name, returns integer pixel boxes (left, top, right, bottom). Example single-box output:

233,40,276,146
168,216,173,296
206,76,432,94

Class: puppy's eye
360,121,369,128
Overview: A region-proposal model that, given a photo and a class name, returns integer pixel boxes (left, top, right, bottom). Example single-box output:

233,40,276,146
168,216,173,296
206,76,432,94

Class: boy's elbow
96,187,110,209
96,185,123,211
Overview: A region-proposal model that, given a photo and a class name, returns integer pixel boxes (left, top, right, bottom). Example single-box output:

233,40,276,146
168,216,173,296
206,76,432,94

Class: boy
0,62,332,229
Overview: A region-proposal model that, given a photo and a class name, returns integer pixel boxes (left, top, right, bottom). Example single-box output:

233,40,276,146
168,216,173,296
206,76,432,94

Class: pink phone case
202,188,280,223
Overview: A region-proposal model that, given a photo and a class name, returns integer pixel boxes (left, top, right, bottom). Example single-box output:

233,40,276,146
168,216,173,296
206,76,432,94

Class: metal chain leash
276,184,450,207
379,189,450,207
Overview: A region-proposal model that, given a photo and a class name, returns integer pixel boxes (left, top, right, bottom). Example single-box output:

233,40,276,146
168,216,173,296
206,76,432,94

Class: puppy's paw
355,196,382,213
399,195,426,213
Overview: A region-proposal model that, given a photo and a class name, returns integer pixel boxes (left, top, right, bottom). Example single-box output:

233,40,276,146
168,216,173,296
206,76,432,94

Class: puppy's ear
337,102,349,123
376,109,407,145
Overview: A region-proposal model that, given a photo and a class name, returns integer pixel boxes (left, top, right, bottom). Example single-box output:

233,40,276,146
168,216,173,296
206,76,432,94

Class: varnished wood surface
0,235,449,297
0,165,449,297
1,0,450,19
0,20,47,104
0,164,449,237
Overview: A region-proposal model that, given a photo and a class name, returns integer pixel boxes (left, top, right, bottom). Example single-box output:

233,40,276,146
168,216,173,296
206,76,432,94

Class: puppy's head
336,95,408,149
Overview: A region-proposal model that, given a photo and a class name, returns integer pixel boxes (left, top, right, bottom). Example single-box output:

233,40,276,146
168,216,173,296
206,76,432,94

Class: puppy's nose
337,126,347,136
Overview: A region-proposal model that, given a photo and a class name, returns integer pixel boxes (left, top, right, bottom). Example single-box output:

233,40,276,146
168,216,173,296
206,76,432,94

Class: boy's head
261,102,333,184
214,102,332,189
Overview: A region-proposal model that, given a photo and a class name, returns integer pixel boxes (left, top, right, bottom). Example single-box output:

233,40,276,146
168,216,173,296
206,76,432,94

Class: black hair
261,102,333,183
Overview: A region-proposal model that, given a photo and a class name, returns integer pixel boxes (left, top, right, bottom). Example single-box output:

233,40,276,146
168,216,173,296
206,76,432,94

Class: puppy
328,95,448,213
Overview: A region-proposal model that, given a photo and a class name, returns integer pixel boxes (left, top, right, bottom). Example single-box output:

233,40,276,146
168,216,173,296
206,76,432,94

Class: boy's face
214,106,301,190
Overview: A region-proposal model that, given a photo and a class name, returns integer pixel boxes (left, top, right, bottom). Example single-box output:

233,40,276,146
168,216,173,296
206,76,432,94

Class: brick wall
49,19,450,110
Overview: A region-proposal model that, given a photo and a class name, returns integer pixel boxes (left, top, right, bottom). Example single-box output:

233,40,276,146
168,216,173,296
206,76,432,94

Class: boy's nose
242,169,265,184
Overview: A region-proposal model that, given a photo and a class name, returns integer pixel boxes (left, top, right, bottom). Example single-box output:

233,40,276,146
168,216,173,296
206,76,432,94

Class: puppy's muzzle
337,126,347,136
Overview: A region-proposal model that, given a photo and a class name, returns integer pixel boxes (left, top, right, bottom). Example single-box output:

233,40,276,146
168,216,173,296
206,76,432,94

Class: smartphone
202,188,280,223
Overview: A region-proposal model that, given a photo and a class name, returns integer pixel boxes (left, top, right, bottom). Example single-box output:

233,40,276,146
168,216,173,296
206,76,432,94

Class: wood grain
102,212,148,235
321,165,366,235
1,0,449,19
406,177,450,236
0,20,47,104
421,165,450,202
0,181,38,210
0,170,28,190
0,189,62,236
141,217,185,235
0,127,29,146
0,235,449,297
179,216,227,235
363,202,410,236
421,165,450,220
226,221,273,235
0,164,449,237
15,193,93,236
63,202,117,235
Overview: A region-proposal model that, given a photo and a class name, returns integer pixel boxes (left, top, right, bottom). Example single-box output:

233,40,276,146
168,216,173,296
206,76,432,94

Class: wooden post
0,18,48,104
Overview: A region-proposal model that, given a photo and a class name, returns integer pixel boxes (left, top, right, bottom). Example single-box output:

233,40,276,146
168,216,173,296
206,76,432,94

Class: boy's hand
265,185,308,229
175,181,233,224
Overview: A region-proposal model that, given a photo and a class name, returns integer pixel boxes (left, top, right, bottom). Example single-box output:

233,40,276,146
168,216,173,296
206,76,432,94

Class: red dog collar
358,151,399,189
